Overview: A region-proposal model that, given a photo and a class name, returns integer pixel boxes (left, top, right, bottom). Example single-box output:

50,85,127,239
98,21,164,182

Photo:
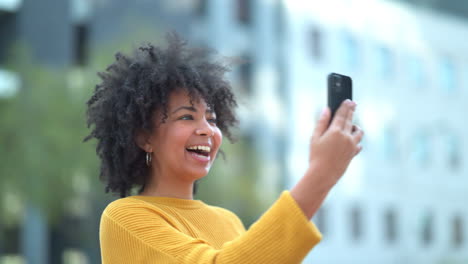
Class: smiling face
146,89,222,183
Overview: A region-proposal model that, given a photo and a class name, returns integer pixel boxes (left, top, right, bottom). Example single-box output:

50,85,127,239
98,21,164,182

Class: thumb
312,107,331,140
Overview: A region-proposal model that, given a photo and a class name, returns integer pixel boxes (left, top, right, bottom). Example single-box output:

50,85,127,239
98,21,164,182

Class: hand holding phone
290,73,362,220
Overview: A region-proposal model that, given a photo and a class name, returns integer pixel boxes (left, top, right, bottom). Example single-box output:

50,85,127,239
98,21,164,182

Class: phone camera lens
335,81,342,92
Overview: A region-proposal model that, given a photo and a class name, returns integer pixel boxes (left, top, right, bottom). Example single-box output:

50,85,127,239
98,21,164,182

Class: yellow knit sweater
100,191,322,263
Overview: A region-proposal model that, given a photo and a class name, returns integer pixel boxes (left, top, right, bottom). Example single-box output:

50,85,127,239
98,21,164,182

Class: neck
140,170,195,200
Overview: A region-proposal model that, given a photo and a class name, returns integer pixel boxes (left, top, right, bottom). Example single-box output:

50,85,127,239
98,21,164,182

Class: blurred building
2,0,467,263
191,0,467,263
288,1,467,263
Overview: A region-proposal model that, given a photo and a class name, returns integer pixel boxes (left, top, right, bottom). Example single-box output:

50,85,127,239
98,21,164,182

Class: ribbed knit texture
100,191,322,263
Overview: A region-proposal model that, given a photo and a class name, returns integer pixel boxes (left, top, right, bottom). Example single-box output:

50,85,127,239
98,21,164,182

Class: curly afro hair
84,33,238,198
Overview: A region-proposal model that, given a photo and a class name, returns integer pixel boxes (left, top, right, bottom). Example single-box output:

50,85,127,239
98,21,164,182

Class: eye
179,115,194,120
207,118,217,124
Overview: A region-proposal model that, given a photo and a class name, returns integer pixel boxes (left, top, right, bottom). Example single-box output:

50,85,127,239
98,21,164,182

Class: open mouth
186,145,211,157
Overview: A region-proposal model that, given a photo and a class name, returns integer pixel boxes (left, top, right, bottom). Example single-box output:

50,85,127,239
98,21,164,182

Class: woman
85,33,363,263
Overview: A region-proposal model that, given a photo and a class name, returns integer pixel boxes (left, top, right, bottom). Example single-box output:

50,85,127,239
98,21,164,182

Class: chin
184,167,211,180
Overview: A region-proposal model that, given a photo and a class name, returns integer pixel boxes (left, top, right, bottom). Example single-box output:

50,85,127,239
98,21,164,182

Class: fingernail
321,108,327,116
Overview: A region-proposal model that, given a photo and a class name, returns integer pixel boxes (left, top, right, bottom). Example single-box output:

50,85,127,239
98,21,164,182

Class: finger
312,107,331,140
344,107,355,133
354,145,363,156
352,126,364,144
331,100,354,130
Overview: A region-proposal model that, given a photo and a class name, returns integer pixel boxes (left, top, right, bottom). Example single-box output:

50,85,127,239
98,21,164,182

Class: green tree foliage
0,44,99,226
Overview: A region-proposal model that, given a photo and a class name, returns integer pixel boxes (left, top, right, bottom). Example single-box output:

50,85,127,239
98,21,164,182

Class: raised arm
291,99,363,219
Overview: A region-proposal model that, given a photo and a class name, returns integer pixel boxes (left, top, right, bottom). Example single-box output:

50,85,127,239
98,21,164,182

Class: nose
195,119,214,137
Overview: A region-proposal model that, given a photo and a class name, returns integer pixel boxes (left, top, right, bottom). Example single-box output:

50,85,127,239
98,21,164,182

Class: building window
410,132,431,167
236,0,250,25
445,134,461,171
238,55,252,95
384,209,397,244
421,211,434,246
308,26,323,62
439,58,456,93
376,45,393,79
73,24,89,66
408,54,425,88
194,0,207,17
0,11,17,63
452,215,464,248
341,30,359,70
350,206,363,241
381,124,398,161
274,1,285,37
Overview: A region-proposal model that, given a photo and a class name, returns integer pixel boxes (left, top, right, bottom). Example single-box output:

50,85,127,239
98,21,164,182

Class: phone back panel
328,73,353,120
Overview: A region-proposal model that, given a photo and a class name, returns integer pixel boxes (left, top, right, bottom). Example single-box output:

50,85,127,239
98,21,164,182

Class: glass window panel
384,209,398,243
309,27,323,62
445,134,461,171
341,30,359,70
452,215,464,248
237,0,251,25
376,45,393,79
408,54,425,87
439,58,457,92
382,125,398,160
411,132,431,167
421,211,434,246
350,206,363,241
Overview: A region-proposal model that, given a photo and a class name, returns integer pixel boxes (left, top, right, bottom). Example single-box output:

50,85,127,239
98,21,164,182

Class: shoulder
101,197,165,223
209,205,238,219
208,205,246,231
103,197,143,213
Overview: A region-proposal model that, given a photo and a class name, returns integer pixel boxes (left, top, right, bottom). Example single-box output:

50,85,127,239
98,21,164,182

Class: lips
186,150,210,164
186,144,213,163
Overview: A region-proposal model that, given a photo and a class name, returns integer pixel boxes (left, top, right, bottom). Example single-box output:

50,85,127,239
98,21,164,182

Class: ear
135,129,153,152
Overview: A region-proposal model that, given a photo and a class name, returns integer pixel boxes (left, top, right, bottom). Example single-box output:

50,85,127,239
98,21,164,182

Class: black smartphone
328,72,352,122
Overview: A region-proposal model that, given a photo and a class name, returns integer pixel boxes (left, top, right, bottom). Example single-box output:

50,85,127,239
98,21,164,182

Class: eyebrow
171,106,215,114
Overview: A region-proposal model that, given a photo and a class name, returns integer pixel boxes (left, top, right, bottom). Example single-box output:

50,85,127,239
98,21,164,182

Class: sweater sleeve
100,191,322,264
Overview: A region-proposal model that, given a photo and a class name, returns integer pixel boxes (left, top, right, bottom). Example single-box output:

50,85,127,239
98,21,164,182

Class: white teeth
187,145,211,152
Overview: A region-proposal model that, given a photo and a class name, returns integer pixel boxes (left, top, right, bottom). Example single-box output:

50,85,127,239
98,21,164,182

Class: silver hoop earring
146,152,152,167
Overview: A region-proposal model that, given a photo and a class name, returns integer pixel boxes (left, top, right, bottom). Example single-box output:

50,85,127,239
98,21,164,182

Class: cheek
171,127,192,145
154,125,191,155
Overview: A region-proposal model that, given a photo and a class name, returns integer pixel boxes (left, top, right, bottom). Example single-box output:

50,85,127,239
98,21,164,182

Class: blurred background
0,0,467,263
